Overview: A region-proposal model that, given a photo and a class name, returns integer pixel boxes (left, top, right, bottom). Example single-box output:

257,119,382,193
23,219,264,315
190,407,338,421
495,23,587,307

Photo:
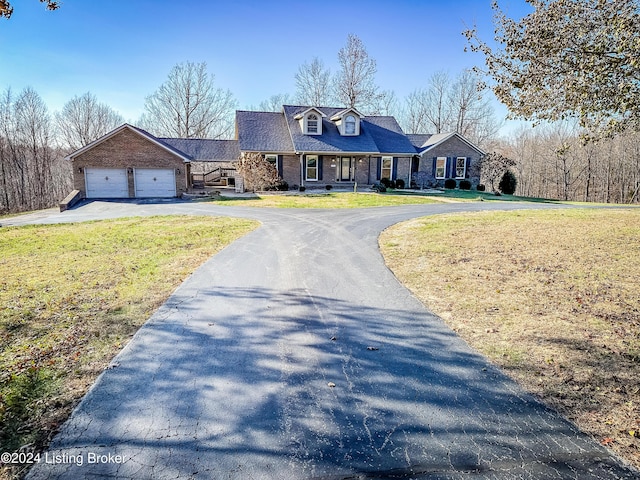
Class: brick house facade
65,106,485,200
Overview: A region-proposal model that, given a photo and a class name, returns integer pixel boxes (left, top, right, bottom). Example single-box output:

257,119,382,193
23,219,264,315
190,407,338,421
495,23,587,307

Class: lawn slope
380,209,640,470
0,216,258,479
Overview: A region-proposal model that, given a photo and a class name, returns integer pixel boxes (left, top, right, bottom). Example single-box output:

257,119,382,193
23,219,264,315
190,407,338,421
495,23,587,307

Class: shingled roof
363,116,418,155
281,105,418,156
84,108,481,164
236,111,294,152
159,138,240,161
408,132,485,155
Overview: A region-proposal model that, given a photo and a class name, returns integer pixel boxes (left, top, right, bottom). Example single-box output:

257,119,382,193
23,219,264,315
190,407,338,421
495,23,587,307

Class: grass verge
380,209,640,470
211,192,440,208
0,216,258,479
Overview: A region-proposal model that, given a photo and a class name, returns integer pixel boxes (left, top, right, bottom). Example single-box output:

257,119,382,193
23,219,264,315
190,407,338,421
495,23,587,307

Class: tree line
0,33,502,213
501,123,640,203
4,0,640,212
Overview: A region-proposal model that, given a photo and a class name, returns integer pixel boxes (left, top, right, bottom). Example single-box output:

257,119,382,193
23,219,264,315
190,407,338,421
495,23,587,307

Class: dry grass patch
380,208,640,469
0,216,258,479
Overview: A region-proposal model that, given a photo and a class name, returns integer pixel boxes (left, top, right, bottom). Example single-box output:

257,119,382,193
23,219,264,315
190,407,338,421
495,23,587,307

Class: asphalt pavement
7,199,637,479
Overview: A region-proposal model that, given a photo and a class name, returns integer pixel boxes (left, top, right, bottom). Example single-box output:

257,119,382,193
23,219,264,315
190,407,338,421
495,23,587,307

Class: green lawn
209,189,600,207
0,216,258,478
212,192,441,208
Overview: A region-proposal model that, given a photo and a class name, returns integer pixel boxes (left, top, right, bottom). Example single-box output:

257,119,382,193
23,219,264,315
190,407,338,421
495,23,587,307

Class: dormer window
294,108,326,135
345,115,356,135
331,108,362,136
307,114,319,134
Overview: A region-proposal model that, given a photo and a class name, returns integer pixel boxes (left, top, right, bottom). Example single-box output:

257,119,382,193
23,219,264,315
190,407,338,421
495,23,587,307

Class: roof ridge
160,137,238,142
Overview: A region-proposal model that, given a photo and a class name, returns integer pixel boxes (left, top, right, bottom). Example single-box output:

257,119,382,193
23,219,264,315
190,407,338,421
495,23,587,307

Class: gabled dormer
293,107,327,135
330,108,364,136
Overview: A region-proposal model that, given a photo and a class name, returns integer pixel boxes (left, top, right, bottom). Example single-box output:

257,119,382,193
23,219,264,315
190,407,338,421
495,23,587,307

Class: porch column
299,154,304,187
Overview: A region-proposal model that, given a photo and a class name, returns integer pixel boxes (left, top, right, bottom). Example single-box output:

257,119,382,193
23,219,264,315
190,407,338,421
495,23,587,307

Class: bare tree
499,120,640,204
447,71,501,147
295,58,332,106
424,71,452,134
256,93,292,112
0,86,70,213
400,72,453,134
14,87,55,209
334,34,380,112
140,61,237,139
234,152,280,192
55,92,124,151
401,89,429,134
370,89,399,116
400,70,499,148
1,0,58,19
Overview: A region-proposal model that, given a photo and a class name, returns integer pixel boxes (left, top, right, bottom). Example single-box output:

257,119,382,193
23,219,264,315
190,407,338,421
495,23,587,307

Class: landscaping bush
380,177,391,188
265,180,288,191
395,179,405,189
372,183,387,193
459,180,471,190
412,171,431,189
499,170,517,195
444,179,457,189
325,184,333,190
299,186,306,192
477,184,486,192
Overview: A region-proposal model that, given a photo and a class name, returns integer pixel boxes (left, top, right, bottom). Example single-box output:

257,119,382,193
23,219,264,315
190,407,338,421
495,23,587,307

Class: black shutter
318,156,323,180
302,156,307,180
432,157,437,176
376,158,382,180
392,158,398,181
277,155,283,177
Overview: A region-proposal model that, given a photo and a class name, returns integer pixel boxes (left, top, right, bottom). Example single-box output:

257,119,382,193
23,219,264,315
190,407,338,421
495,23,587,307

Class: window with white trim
345,115,356,135
265,154,278,174
456,157,466,179
435,157,447,179
306,155,318,181
381,156,393,180
307,114,319,134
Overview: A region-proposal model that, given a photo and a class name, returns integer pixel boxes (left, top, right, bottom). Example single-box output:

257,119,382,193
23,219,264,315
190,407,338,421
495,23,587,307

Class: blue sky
0,0,530,127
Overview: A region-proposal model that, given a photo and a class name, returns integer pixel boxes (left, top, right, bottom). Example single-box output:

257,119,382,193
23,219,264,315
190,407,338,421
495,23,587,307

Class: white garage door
85,168,129,198
134,168,176,198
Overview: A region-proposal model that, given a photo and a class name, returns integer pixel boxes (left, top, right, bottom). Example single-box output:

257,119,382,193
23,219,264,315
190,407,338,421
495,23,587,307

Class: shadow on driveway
28,286,636,479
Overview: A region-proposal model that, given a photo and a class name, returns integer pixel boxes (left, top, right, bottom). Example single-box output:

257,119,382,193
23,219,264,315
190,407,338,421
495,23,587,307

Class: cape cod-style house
64,105,484,201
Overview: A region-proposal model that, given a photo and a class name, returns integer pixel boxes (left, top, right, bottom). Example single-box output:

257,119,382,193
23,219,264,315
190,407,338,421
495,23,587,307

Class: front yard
380,208,640,470
208,189,591,208
0,216,258,479
211,191,441,208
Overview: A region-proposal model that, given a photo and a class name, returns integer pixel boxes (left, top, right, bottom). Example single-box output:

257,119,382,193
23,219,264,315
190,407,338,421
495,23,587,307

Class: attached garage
85,168,129,199
134,168,176,198
67,124,191,201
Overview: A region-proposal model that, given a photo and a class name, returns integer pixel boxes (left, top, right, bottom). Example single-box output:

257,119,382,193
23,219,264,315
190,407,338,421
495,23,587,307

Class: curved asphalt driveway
12,200,637,479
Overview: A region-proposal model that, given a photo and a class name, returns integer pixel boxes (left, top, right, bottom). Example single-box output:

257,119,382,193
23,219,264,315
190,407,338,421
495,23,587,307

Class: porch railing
192,166,236,187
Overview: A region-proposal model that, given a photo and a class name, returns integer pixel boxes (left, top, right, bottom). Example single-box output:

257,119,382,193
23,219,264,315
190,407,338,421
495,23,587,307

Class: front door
339,157,353,181
411,157,420,176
